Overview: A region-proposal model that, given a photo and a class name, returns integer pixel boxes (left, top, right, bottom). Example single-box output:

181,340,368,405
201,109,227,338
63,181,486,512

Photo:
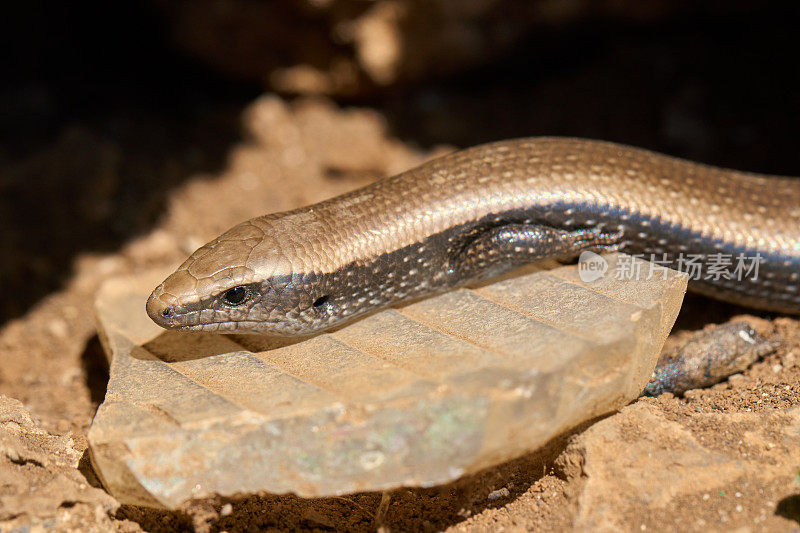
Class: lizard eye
221,286,249,306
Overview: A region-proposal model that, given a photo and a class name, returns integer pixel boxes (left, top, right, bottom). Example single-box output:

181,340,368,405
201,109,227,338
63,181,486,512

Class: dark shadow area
671,293,761,333
115,413,607,532
136,331,307,362
0,2,260,326
379,4,800,176
77,448,106,491
118,506,197,532
80,335,110,407
776,494,800,524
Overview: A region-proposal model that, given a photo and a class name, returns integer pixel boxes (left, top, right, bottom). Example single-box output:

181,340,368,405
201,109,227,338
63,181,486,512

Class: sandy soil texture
2,96,800,532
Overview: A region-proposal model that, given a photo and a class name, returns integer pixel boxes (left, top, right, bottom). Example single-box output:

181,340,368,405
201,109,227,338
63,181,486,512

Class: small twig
374,491,392,532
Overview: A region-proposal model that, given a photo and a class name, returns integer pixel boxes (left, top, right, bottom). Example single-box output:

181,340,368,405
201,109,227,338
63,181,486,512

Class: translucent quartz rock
88,253,687,508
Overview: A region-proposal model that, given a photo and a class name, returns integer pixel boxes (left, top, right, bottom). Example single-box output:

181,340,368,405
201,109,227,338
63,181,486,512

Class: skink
146,137,800,336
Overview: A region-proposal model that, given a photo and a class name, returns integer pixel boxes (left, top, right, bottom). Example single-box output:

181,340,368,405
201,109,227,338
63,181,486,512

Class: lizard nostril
146,289,181,329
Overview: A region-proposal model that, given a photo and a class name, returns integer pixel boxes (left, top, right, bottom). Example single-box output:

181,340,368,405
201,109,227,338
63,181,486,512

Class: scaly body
147,137,800,335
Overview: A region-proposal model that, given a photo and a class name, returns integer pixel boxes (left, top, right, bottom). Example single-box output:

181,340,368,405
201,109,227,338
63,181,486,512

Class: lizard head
146,216,346,336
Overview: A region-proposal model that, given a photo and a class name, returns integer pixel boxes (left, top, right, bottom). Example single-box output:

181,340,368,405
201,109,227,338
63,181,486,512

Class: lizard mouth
145,292,306,335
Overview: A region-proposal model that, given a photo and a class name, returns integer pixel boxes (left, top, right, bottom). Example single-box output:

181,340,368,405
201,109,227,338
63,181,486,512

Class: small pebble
220,503,233,516
728,373,746,386
772,364,783,373
488,488,510,500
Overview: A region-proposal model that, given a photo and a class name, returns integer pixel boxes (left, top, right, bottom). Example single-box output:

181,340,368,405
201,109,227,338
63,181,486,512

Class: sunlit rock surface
555,401,800,531
89,253,687,508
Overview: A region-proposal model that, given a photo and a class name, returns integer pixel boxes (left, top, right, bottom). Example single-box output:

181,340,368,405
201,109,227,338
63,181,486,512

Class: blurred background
1,0,799,325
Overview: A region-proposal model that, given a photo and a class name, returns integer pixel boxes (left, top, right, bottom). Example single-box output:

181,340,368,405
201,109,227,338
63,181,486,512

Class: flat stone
88,253,687,509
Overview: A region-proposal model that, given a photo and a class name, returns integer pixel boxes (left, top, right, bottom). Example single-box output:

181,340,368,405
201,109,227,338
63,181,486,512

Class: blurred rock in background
152,0,759,96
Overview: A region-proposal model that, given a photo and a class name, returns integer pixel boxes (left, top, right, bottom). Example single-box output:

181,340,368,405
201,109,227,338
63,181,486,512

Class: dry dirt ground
3,97,800,532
